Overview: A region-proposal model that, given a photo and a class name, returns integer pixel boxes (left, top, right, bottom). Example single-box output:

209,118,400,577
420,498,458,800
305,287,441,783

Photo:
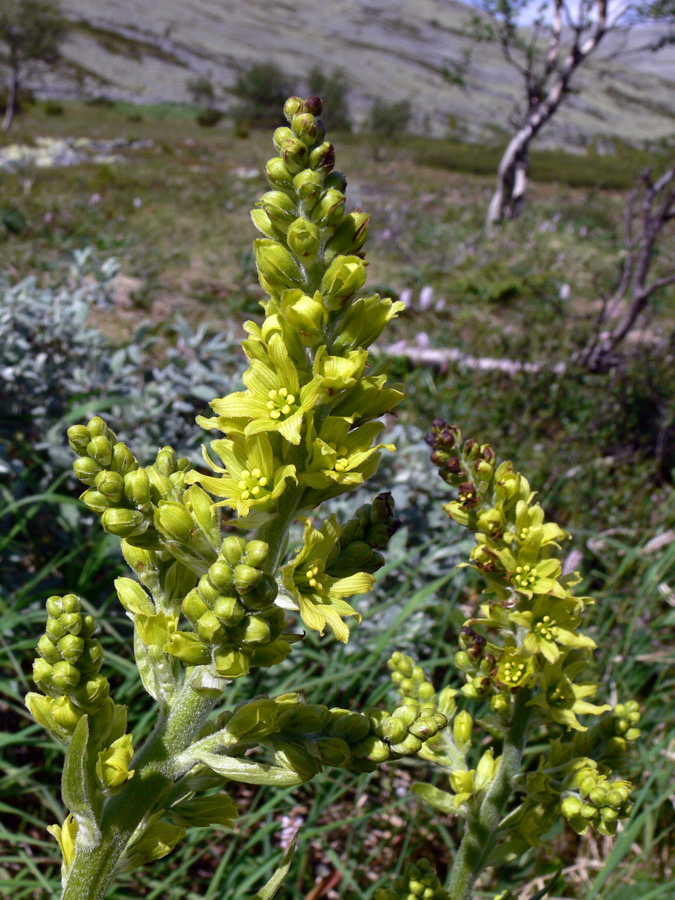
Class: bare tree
581,163,675,371
0,0,68,132
472,0,675,227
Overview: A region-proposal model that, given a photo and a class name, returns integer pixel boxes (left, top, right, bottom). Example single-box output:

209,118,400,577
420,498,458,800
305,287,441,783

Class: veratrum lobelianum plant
378,422,641,900
26,96,449,900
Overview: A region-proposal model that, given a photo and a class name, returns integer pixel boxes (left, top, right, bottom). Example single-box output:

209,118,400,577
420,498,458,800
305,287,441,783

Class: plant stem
61,684,217,900
446,689,533,900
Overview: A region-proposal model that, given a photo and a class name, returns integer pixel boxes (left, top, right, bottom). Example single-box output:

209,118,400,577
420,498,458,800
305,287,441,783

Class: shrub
231,62,294,127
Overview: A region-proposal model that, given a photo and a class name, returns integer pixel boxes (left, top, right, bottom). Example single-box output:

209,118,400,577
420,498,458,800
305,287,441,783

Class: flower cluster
405,420,642,852
26,98,445,899
375,858,450,900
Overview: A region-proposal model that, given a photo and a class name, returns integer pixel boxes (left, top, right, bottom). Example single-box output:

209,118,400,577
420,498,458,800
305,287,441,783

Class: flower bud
73,456,102,485
316,736,351,768
57,634,84,664
146,466,174,502
292,112,324,146
453,710,473,749
561,794,582,819
111,442,138,476
273,740,322,780
260,190,297,231
280,288,327,343
233,563,263,594
165,632,212,665
311,188,345,228
213,646,251,678
101,508,147,538
286,218,321,258
51,696,84,732
155,502,194,543
182,588,210,623
323,170,348,193
273,126,294,150
235,614,272,646
78,640,104,674
115,577,155,617
324,211,369,260
67,425,92,454
37,635,61,666
244,540,269,568
284,97,304,122
197,610,227,644
97,734,135,790
265,156,294,192
95,470,124,503
80,489,112,514
87,435,113,467
293,169,323,208
308,141,335,174
120,472,149,511
46,617,67,641
320,255,367,308
204,562,231,592
281,137,309,174
328,710,371,742
213,594,246,625
87,416,111,438
52,660,81,691
254,239,304,293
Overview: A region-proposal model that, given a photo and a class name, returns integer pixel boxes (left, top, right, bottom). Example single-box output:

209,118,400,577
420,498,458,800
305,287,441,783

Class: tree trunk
2,62,20,132
487,139,530,225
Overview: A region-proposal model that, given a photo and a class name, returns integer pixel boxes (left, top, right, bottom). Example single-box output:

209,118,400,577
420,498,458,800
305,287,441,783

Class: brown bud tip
302,96,323,116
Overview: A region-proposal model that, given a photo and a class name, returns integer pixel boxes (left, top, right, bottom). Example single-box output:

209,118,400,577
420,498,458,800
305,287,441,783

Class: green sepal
410,781,458,815
61,715,102,841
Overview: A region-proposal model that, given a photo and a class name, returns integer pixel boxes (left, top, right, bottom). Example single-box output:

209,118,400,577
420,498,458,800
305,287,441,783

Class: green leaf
61,716,102,840
245,831,299,900
190,751,306,786
411,781,458,815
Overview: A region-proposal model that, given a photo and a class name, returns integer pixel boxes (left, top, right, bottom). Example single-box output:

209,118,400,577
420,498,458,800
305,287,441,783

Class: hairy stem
446,689,532,900
61,684,217,900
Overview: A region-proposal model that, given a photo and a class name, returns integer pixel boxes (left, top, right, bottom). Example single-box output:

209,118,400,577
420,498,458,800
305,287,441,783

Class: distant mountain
44,0,675,145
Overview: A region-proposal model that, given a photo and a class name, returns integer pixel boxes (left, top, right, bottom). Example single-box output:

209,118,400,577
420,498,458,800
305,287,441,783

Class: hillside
33,0,675,145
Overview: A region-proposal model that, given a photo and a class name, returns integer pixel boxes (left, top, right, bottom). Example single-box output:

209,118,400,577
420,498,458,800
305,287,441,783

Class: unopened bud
308,141,335,174
292,112,324,146
287,217,321,258
101,508,147,538
293,169,323,208
265,156,294,192
312,188,345,228
73,456,102,485
67,425,92,454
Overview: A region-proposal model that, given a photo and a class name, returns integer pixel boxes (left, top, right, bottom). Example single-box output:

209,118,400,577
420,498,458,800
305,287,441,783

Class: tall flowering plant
25,98,448,900
376,422,641,900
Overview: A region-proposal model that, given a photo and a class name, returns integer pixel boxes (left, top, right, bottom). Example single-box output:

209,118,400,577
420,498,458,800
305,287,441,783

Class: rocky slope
42,0,675,145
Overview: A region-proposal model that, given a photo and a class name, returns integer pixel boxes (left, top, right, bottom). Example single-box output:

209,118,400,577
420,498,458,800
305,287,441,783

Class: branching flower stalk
26,97,449,900
381,422,641,900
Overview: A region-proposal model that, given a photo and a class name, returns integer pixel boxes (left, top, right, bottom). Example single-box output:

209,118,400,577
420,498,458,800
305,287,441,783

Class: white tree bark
486,0,609,227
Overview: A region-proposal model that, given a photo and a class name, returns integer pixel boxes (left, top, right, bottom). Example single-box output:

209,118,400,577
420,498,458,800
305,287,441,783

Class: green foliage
196,107,224,128
307,67,351,131
232,63,295,128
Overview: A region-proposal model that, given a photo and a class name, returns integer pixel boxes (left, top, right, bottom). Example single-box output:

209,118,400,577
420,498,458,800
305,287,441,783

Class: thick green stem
60,684,217,900
446,690,532,900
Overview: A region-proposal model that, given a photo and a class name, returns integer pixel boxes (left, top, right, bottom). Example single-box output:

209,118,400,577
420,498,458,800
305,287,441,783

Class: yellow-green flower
495,648,537,690
187,433,296,518
528,658,610,731
281,516,374,642
511,597,596,663
302,417,394,491
204,335,322,445
97,733,135,789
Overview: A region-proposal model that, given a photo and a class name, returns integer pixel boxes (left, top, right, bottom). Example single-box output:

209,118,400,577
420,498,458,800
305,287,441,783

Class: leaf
190,751,306,786
529,868,563,900
61,716,102,840
411,781,458,815
244,831,299,900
